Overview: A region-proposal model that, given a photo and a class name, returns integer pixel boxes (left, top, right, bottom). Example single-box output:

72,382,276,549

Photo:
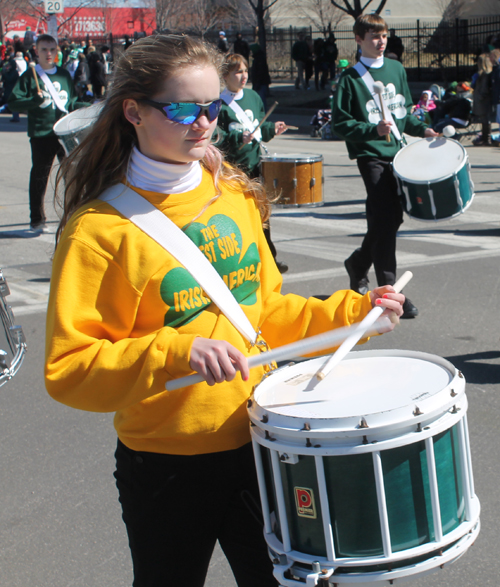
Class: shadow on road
445,350,500,385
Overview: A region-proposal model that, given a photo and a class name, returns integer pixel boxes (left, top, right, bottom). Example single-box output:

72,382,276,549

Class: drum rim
393,138,468,184
249,349,463,437
261,154,323,163
53,103,104,136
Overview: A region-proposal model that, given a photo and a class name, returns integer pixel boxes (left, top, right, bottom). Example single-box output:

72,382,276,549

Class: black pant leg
357,157,403,286
29,135,64,225
218,443,278,587
114,441,277,587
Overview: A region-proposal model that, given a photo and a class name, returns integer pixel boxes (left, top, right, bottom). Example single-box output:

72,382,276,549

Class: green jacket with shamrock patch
8,66,83,138
216,88,275,176
332,57,428,160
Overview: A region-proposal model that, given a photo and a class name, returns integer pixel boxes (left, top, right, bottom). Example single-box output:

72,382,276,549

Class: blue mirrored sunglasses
141,98,222,125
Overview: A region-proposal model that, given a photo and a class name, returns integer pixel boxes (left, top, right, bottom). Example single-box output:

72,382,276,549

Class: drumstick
315,271,413,381
285,125,299,130
165,317,391,391
29,63,41,94
238,101,278,150
373,81,391,143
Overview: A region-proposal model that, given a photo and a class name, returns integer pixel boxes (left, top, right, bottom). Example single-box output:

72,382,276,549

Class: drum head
261,153,322,163
393,138,466,183
53,102,103,136
252,350,462,434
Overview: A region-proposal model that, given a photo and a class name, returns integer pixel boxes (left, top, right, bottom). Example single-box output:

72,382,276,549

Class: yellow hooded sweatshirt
45,169,372,455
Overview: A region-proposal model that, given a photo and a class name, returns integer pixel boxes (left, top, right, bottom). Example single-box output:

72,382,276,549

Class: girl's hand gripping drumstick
373,81,392,143
165,317,392,392
29,63,43,97
238,101,278,150
315,271,413,381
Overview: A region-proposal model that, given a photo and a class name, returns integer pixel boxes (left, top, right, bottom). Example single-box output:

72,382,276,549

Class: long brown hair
478,53,493,75
55,34,270,244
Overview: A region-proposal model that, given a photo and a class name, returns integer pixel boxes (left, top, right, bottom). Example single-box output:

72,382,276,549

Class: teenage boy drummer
332,14,438,319
9,34,83,232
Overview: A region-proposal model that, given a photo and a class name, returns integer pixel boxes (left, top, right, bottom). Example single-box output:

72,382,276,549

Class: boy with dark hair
8,34,83,232
333,14,438,318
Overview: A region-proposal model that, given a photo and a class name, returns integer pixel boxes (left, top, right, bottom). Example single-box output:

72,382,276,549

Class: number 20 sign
44,0,64,13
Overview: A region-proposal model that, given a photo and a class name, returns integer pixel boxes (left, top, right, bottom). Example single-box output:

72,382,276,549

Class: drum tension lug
302,422,311,431
416,423,422,432
451,405,461,414
458,371,464,378
261,414,269,423
413,406,423,416
265,430,276,442
358,417,369,429
247,398,253,408
450,388,457,397
363,435,368,445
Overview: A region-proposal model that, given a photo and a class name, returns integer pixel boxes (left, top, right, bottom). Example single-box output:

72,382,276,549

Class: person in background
218,31,229,54
313,37,328,91
0,52,20,122
14,51,28,75
217,52,289,273
324,33,338,81
249,42,271,111
73,52,91,99
88,50,107,99
472,53,493,146
8,34,84,230
23,27,36,53
292,32,309,90
305,36,314,90
385,29,404,62
333,14,438,319
489,48,500,144
65,49,79,79
233,32,250,62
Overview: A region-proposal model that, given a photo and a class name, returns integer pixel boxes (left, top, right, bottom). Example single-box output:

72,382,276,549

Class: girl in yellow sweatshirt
45,34,404,587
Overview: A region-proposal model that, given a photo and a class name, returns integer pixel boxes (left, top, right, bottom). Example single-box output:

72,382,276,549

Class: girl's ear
123,99,142,126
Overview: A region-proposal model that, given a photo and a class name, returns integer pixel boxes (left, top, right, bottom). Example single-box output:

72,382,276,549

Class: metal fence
215,15,500,83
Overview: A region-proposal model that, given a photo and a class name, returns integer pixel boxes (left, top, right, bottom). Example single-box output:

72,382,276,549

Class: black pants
114,440,278,587
353,157,403,287
29,135,65,225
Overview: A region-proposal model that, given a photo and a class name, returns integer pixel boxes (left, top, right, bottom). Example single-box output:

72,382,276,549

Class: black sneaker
344,256,369,295
276,260,289,274
402,297,419,319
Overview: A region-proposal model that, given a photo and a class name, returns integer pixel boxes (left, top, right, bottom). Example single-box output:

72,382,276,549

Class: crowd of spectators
0,30,115,118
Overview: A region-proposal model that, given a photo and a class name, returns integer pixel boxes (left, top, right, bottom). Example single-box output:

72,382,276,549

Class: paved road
1,111,499,586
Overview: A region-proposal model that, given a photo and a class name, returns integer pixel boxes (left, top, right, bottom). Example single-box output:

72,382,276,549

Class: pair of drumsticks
238,101,299,150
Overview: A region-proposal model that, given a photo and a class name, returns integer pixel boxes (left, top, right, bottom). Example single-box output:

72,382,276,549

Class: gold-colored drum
261,154,324,207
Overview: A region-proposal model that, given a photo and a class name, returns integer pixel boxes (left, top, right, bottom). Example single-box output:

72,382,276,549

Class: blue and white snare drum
393,138,474,221
248,349,480,586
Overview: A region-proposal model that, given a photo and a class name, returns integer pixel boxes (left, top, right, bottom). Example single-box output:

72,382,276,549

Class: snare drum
261,154,323,207
53,102,103,156
393,137,474,221
248,349,480,586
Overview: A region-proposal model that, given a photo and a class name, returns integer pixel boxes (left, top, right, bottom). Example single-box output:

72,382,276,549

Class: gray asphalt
1,109,499,587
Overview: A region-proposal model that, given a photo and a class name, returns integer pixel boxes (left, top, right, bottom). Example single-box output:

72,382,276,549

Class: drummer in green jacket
8,34,84,232
216,52,290,273
332,14,438,318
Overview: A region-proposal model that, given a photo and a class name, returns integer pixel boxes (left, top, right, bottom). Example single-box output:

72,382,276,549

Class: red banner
5,6,156,41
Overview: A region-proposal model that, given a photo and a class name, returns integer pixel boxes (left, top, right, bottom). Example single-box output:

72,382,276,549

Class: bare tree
292,0,348,37
155,0,183,32
246,0,280,55
187,0,232,38
329,0,387,19
434,0,467,21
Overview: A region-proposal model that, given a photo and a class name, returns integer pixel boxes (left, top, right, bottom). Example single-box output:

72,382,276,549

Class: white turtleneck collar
359,56,384,69
221,88,244,104
126,146,202,194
